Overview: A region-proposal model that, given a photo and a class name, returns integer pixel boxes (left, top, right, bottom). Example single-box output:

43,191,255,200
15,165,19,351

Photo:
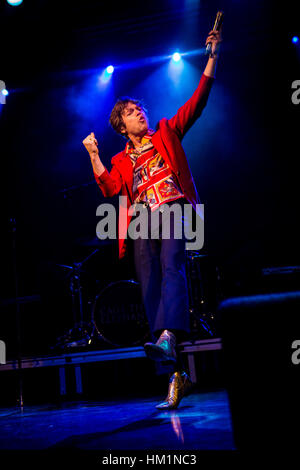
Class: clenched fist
82,132,105,177
82,132,99,157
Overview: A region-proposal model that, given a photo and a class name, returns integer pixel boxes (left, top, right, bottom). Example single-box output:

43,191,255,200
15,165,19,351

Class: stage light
292,36,299,44
6,0,23,6
106,65,114,74
172,52,181,62
1,89,9,96
98,66,115,85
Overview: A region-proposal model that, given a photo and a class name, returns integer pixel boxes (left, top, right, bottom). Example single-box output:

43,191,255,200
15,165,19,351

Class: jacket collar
125,129,155,154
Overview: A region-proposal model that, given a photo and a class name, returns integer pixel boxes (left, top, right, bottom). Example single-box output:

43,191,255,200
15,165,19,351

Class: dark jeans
132,198,190,345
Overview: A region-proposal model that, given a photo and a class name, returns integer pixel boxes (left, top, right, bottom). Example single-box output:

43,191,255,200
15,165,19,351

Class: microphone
205,11,224,55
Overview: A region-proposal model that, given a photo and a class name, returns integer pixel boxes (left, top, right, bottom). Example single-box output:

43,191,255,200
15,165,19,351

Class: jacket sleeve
167,73,214,140
94,163,123,198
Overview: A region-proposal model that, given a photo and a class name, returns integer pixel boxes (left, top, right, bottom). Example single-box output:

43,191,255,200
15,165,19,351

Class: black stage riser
219,291,300,452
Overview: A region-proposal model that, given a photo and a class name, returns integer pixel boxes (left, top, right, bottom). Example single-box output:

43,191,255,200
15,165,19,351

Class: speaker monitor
219,291,300,452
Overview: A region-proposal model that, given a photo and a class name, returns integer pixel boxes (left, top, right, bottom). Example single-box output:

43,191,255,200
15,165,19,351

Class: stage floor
0,389,234,451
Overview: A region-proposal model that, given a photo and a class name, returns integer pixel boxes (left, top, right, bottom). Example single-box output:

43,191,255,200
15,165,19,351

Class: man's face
121,102,149,138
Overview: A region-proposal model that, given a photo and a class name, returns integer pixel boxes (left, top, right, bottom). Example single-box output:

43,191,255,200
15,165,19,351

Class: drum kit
52,240,221,351
52,177,221,351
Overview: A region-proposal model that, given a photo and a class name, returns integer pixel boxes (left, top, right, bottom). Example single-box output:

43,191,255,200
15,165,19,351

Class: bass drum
92,279,150,347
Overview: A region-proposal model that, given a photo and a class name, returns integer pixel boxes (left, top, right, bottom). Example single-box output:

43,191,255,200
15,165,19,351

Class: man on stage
83,27,222,409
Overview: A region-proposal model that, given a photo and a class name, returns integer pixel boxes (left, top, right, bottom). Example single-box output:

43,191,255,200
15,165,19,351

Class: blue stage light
292,36,299,44
99,66,115,85
172,52,181,62
106,65,114,74
2,89,9,96
7,0,23,6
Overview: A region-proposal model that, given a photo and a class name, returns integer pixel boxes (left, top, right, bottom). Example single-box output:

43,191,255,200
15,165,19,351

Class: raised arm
167,28,222,139
82,132,122,197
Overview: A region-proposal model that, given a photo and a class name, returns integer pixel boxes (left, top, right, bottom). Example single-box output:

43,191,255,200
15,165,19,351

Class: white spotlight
106,65,114,74
7,0,23,6
172,52,181,62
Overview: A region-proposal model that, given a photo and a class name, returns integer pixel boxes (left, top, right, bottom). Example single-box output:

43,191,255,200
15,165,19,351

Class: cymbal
75,236,114,247
56,263,73,270
186,251,208,259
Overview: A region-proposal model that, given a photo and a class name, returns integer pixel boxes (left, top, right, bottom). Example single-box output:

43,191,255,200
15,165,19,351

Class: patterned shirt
126,131,184,211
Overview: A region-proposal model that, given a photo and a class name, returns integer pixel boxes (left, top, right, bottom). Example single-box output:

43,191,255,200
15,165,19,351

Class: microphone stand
10,217,24,410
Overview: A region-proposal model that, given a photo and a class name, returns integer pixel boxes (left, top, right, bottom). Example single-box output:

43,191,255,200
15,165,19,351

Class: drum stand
186,251,215,338
52,249,99,350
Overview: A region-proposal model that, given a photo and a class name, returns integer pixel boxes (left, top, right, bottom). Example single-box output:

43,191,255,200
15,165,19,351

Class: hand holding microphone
205,11,223,57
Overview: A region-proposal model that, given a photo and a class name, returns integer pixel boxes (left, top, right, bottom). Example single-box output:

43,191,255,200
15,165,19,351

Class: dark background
0,0,299,360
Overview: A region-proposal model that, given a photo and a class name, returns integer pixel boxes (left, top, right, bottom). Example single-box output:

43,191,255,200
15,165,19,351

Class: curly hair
109,97,147,139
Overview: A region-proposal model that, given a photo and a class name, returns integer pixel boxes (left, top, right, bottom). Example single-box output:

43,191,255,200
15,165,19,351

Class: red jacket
94,72,214,258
